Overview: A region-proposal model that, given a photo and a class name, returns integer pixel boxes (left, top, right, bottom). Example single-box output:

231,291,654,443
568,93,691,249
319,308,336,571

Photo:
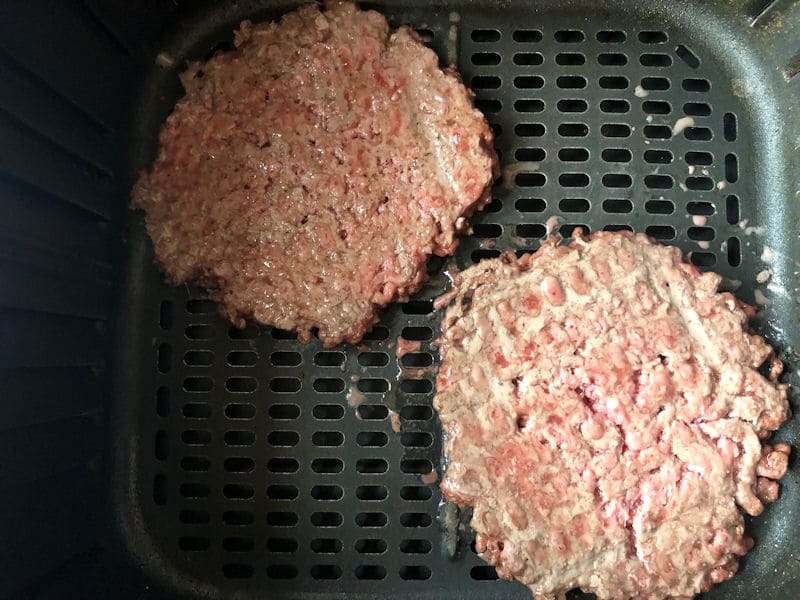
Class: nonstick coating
113,1,800,598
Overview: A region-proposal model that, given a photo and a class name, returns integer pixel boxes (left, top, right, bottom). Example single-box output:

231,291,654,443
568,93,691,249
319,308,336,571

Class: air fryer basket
104,1,798,599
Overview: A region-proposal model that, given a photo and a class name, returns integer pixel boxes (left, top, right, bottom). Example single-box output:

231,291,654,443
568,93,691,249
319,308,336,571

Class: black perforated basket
1,1,799,599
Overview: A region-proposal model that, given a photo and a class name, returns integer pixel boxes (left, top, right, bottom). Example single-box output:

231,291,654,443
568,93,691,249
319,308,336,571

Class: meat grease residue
439,500,461,559
545,215,564,237
396,337,422,359
389,409,402,433
421,469,439,484
434,261,462,310
738,219,765,236
672,116,695,136
501,162,539,189
756,269,772,284
347,382,365,409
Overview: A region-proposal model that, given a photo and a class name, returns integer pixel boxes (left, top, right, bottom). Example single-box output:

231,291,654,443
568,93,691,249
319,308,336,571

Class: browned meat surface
132,1,497,346
434,231,790,600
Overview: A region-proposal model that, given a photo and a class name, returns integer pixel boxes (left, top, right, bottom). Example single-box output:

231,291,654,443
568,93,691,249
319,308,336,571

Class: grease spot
389,409,401,433
739,220,765,236
421,469,439,484
347,384,365,409
754,289,770,306
672,116,695,136
396,337,422,359
502,162,539,189
732,79,752,98
545,215,564,237
155,52,176,68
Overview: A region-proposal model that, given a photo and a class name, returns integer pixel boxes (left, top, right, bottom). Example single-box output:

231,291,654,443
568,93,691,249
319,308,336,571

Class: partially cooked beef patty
132,1,497,346
435,231,789,599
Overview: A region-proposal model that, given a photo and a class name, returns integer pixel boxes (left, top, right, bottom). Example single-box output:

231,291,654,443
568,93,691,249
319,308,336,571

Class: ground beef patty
132,1,497,346
435,232,790,600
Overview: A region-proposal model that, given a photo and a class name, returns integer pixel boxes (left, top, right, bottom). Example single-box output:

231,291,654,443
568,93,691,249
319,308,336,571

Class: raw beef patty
435,231,790,599
132,1,497,346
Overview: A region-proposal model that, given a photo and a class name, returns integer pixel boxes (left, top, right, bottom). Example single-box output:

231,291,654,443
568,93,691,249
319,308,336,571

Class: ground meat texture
132,1,497,346
434,231,790,600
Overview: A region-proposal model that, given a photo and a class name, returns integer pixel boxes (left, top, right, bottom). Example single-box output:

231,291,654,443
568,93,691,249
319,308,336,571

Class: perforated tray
113,1,800,599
